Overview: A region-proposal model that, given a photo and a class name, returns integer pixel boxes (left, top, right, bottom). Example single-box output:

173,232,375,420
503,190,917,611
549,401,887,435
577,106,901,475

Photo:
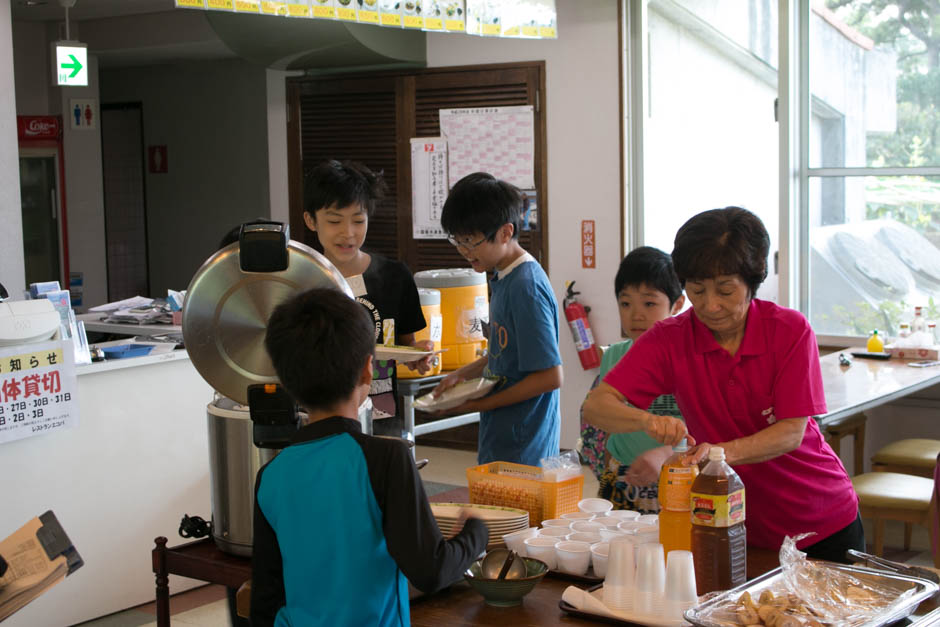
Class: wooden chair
872,438,940,478
852,452,940,565
821,412,867,475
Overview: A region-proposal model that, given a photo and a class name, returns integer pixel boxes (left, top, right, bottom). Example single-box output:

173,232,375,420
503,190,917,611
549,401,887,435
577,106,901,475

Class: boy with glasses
432,172,563,466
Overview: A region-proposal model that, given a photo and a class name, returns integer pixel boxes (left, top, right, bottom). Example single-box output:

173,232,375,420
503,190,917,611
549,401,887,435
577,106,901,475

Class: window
629,0,781,302
802,1,940,339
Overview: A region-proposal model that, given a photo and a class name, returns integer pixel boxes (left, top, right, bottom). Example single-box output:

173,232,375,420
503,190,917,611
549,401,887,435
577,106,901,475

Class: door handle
50,189,57,220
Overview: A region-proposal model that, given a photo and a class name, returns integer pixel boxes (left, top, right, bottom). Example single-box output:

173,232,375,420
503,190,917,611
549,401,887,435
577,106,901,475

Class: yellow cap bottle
867,329,884,353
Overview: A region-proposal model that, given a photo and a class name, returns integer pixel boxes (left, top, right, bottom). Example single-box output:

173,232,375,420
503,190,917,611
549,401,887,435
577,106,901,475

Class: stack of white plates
431,502,530,550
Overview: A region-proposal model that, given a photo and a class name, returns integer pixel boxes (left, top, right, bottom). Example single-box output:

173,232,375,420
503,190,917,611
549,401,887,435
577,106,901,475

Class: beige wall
100,59,271,296
426,0,623,449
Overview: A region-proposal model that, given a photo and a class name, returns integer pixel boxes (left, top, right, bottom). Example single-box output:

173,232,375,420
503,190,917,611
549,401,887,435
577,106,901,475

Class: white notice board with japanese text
0,340,78,445
439,106,535,190
411,137,449,239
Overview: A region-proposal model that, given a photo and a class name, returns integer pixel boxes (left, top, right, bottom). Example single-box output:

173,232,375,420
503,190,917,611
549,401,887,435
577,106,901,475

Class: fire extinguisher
564,281,601,370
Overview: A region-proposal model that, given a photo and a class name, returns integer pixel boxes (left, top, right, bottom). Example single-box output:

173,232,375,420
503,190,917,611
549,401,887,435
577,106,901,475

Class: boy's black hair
671,206,769,297
303,160,387,218
615,246,683,306
440,172,523,240
264,287,375,412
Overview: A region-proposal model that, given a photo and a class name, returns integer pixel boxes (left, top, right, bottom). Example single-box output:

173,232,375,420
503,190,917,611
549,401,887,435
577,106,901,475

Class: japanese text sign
582,220,595,268
0,340,78,445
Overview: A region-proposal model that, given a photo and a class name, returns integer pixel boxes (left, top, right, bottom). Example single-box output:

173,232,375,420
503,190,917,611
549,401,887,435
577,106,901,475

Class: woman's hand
623,446,673,487
683,442,713,467
402,339,435,375
643,414,693,447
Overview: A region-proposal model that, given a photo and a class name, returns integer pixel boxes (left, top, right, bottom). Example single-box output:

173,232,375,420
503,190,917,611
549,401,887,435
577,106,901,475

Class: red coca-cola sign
17,116,61,141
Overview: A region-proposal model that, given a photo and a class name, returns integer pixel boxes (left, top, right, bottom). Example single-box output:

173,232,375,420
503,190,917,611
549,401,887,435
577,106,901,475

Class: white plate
414,377,498,411
431,502,528,521
374,345,438,362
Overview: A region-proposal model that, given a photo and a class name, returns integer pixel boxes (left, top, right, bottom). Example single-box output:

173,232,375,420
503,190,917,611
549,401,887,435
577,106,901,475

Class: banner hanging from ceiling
175,0,557,39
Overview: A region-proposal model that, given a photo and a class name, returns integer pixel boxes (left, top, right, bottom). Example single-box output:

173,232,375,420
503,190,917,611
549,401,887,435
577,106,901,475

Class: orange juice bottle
658,439,698,555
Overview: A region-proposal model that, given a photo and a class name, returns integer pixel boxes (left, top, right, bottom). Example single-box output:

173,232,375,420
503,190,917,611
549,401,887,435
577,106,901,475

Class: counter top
77,347,191,375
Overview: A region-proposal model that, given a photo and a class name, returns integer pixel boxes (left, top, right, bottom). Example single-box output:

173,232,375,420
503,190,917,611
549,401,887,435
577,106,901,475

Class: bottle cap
708,446,725,461
673,438,688,453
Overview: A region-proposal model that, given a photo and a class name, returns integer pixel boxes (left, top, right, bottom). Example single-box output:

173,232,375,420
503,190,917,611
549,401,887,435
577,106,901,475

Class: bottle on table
867,329,884,353
913,307,926,334
690,446,746,595
929,322,938,345
658,439,698,555
899,323,911,339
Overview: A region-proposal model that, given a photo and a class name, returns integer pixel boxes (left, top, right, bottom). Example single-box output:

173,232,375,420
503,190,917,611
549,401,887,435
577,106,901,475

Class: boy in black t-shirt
302,160,431,434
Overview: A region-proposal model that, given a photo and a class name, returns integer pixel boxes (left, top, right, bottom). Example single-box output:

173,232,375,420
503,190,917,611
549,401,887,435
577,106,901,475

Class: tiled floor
74,446,931,626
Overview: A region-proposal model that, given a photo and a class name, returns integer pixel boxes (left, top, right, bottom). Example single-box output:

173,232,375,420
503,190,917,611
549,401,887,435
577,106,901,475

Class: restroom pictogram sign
582,220,595,268
149,146,168,174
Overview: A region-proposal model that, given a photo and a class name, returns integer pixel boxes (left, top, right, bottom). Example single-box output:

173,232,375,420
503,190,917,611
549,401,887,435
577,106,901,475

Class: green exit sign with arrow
53,42,87,87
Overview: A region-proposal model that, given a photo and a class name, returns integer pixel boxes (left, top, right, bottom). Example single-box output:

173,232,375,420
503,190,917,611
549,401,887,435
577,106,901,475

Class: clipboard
35,510,83,576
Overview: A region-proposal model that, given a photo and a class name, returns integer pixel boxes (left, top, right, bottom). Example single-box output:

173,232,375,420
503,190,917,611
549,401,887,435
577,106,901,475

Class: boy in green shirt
579,246,685,512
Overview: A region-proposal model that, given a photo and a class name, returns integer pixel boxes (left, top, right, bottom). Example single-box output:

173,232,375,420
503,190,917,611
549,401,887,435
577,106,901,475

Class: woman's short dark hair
671,206,769,297
615,246,683,306
441,172,523,240
303,160,387,217
264,287,375,411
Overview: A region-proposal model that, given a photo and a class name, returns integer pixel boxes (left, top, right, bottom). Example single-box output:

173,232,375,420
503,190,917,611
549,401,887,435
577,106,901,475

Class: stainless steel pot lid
182,240,351,405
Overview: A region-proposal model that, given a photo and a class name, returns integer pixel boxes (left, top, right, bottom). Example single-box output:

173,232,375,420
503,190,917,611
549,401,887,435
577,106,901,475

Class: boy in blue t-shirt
579,246,685,512
432,172,563,466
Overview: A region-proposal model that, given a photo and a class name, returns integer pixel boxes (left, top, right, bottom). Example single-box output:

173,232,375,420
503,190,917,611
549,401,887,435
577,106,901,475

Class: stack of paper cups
664,550,698,620
603,537,635,611
634,543,666,617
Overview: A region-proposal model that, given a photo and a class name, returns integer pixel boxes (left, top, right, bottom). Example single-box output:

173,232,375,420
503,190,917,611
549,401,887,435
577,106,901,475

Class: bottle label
661,466,696,510
691,488,745,527
568,319,594,352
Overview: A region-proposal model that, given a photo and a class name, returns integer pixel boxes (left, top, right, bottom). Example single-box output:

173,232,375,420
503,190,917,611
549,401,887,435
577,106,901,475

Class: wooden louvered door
287,61,548,273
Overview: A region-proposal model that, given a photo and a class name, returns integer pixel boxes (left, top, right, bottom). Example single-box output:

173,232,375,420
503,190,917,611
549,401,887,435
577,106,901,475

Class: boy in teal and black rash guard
251,288,487,627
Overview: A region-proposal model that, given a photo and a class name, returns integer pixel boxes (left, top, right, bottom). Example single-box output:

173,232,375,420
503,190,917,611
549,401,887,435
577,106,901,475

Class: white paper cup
603,537,635,610
591,542,609,578
541,518,573,529
605,509,641,520
524,536,559,570
538,526,571,539
578,497,614,514
629,526,661,546
555,540,592,576
617,520,646,534
502,527,538,554
561,511,596,522
566,531,602,545
570,521,606,534
634,542,666,616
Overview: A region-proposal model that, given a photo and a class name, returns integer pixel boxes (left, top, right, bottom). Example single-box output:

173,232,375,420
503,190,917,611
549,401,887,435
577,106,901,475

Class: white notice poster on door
439,105,535,190
411,137,449,239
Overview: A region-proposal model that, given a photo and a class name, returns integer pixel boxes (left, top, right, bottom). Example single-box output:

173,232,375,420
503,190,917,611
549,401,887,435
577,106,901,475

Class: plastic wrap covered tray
683,563,938,627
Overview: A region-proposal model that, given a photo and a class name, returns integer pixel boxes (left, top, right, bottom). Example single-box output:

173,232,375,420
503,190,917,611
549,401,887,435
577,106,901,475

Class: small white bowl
561,511,596,522
599,528,627,542
538,526,571,539
570,521,605,534
555,540,592,575
567,531,602,545
637,514,660,526
502,527,538,554
541,518,573,529
594,516,624,529
605,509,641,520
617,520,646,534
590,542,610,578
578,498,614,514
524,536,559,569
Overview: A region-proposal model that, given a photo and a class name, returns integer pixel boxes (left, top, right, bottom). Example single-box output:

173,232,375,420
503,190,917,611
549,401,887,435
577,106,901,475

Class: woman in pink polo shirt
583,207,862,561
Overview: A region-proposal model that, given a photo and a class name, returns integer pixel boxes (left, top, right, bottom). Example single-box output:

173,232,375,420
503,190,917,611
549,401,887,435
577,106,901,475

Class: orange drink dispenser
396,288,443,379
413,269,488,371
